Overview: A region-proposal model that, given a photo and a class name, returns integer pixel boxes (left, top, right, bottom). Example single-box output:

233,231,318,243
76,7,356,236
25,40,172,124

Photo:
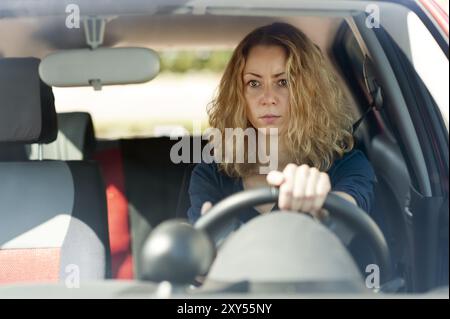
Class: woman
187,22,375,225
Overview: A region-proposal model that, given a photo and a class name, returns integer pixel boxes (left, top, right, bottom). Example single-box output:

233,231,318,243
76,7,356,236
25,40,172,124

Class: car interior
0,0,448,297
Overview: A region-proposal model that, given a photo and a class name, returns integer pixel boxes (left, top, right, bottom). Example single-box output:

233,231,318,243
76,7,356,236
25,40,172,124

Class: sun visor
39,47,160,90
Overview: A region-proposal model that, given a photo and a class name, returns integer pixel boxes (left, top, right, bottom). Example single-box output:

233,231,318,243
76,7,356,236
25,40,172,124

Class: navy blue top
187,149,376,224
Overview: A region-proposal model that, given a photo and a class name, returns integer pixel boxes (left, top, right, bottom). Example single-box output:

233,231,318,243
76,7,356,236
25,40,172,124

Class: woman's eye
278,79,288,87
248,80,260,88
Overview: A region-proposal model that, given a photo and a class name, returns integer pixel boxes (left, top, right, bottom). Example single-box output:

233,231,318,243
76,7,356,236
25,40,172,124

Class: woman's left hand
267,164,331,217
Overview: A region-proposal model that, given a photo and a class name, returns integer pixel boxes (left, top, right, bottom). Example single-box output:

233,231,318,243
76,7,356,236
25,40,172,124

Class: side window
407,12,448,128
373,24,448,195
381,8,448,130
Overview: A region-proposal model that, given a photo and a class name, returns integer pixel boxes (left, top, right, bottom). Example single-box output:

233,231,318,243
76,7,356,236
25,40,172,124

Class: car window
379,6,449,129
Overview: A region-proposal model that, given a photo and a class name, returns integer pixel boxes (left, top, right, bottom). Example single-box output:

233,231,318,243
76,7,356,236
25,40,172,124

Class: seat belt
352,55,384,134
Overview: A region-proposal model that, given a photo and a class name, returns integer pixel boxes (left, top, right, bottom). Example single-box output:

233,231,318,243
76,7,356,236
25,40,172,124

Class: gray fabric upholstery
60,161,111,280
0,161,110,280
0,161,74,248
0,58,57,143
0,143,30,161
0,58,110,281
59,217,107,281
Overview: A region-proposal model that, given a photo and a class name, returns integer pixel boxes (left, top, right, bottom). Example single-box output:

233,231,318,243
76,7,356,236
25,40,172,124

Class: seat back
0,57,110,284
368,133,413,280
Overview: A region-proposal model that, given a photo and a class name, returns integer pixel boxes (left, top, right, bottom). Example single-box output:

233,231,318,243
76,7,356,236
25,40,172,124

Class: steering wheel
194,187,392,282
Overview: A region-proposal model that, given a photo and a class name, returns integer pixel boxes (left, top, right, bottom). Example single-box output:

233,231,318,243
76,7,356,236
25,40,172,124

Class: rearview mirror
39,47,160,90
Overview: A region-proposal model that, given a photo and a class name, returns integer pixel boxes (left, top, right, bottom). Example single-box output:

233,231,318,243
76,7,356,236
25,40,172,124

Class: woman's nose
261,86,277,105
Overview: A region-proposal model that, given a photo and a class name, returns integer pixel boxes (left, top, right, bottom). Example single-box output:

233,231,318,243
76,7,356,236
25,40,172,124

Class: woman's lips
259,114,281,124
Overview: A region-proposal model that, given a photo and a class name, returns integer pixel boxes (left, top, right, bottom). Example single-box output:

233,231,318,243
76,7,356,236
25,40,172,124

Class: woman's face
243,45,290,134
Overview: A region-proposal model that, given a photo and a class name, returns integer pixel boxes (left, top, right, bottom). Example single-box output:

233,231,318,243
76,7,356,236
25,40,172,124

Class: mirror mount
83,16,106,50
89,79,102,91
80,15,118,90
82,15,118,49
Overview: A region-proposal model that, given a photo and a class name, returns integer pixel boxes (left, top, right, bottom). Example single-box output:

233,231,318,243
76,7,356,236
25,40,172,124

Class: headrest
29,112,97,160
0,58,57,144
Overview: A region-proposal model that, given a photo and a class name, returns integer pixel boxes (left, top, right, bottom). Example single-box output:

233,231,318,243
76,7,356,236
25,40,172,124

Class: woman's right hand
201,201,212,215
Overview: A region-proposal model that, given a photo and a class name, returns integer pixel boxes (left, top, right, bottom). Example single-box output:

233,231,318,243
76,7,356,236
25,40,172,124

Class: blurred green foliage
159,50,233,73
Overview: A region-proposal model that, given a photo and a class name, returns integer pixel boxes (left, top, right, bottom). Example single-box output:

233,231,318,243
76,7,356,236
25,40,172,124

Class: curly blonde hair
208,22,355,177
